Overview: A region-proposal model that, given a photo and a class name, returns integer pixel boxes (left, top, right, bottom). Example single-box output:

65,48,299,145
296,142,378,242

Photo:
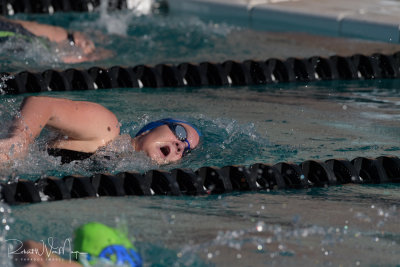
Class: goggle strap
184,139,191,151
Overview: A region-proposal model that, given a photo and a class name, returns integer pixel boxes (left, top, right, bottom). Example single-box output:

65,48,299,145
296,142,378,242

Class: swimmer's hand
69,31,95,55
55,30,113,63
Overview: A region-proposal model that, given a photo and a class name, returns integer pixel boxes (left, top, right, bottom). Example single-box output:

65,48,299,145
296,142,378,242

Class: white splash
97,0,154,35
0,203,13,267
126,0,153,14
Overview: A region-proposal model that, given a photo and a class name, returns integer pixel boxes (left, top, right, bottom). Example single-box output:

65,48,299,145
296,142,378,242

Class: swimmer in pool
0,96,201,165
0,16,111,63
13,222,142,267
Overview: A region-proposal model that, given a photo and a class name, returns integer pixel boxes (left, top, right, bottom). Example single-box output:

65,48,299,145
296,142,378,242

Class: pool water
1,3,400,267
2,184,400,266
1,80,399,266
2,7,400,73
0,79,399,179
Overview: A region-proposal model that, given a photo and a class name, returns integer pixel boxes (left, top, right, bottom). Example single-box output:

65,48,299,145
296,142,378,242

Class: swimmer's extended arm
0,96,120,160
1,16,95,54
8,18,69,43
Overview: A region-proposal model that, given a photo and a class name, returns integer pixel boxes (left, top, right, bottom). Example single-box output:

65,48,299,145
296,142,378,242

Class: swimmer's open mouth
160,146,170,157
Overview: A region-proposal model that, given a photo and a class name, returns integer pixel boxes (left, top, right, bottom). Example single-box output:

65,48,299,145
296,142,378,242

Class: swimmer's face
134,123,200,164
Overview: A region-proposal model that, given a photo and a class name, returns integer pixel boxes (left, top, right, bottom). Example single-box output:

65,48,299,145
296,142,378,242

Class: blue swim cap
135,118,202,137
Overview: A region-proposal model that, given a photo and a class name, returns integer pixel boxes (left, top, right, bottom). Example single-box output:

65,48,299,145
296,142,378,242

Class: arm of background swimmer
1,17,95,54
2,16,68,43
11,96,120,150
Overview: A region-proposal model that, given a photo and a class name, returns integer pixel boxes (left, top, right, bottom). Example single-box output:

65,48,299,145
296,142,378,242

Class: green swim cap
73,222,142,267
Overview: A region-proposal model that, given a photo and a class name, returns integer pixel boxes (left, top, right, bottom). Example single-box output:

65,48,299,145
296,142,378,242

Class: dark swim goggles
165,122,191,156
135,118,201,157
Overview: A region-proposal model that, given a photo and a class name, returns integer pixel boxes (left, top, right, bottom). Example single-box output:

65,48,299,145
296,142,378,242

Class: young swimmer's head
132,118,201,164
74,222,142,266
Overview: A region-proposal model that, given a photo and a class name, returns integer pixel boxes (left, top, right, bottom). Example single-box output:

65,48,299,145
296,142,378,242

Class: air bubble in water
0,203,13,267
256,221,265,232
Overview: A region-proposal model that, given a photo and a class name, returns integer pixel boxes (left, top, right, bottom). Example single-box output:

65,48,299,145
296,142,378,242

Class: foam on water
0,75,14,95
92,0,154,35
0,36,57,62
0,31,95,72
0,203,13,267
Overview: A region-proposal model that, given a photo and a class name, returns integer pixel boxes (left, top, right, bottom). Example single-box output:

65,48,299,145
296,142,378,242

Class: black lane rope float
1,52,400,94
1,155,399,205
0,0,169,15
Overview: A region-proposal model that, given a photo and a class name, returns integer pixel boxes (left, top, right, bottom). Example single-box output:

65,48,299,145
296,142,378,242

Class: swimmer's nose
174,141,186,155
